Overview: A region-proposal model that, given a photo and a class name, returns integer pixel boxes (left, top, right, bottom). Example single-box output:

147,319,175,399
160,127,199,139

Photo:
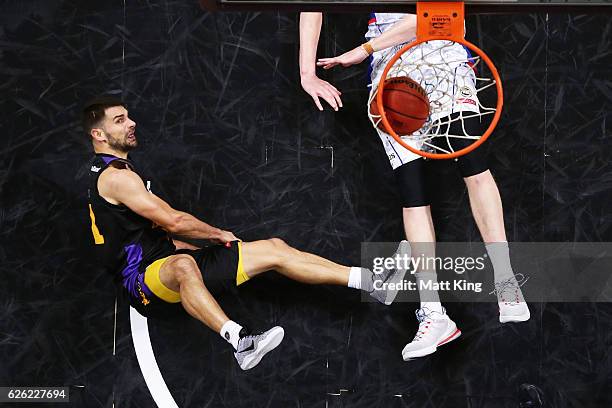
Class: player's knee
402,205,429,217
268,237,294,266
169,255,199,283
464,169,492,187
269,237,289,250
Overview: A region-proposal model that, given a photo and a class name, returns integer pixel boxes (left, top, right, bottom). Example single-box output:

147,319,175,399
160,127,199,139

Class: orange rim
375,37,504,160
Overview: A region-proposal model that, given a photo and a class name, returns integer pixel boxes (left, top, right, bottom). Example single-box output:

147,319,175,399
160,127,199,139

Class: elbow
165,213,184,234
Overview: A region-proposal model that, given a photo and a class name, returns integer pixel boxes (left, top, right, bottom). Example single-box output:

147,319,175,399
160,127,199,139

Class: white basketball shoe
402,307,461,361
492,274,531,323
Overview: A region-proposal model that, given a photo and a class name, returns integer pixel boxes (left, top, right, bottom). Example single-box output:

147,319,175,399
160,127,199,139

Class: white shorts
368,39,480,169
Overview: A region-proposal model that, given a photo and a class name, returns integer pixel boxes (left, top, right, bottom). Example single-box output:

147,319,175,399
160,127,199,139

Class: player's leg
155,254,228,330
241,238,348,285
393,155,461,360
367,49,460,358
240,238,409,305
447,114,506,244
150,254,284,370
451,115,530,323
398,163,441,313
463,170,530,322
464,170,506,242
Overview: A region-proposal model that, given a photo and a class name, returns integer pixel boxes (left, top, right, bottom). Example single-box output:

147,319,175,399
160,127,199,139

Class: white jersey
369,13,406,26
366,13,480,168
366,13,413,43
365,13,465,43
366,12,470,86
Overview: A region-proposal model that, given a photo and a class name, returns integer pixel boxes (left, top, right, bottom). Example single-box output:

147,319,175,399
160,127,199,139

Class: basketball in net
370,2,503,160
369,77,430,135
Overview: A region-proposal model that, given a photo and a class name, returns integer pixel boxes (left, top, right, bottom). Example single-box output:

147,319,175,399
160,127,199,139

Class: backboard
200,0,612,13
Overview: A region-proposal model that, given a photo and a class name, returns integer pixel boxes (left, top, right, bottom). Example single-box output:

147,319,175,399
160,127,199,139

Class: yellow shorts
143,241,248,304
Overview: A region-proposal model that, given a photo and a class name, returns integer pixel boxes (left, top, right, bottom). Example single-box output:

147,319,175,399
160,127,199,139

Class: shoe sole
402,325,461,361
240,327,285,371
383,267,409,305
383,241,410,305
500,312,531,323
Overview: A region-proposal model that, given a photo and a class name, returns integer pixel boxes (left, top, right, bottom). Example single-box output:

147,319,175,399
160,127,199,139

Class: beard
107,132,137,153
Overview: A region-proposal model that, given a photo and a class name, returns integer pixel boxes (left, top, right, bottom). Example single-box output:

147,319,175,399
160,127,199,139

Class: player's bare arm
98,167,237,243
317,14,417,69
83,95,414,371
298,12,342,111
150,193,238,244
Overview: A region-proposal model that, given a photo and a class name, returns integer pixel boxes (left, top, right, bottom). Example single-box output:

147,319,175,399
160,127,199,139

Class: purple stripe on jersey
122,243,143,298
101,155,117,165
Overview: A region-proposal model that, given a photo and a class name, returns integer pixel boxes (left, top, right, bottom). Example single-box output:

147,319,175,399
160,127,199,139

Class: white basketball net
368,40,499,155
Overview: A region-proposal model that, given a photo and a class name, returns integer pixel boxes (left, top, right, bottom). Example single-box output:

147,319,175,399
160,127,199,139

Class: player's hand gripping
300,73,343,111
317,46,370,70
214,230,239,246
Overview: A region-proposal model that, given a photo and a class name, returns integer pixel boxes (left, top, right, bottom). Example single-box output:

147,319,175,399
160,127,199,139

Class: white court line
130,306,179,408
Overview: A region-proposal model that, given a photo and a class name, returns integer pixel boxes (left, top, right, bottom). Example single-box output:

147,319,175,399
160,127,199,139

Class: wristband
361,42,375,56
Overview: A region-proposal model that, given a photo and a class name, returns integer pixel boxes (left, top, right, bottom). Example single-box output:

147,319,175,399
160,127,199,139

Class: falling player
83,95,408,370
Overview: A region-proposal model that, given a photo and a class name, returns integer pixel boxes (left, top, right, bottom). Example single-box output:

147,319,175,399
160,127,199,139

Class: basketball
370,76,430,135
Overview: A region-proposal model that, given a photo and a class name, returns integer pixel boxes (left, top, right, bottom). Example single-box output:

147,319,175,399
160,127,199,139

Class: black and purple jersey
86,153,175,300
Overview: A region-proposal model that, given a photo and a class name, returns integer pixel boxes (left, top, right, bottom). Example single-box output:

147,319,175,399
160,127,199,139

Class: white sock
220,320,243,349
486,242,515,283
348,266,365,290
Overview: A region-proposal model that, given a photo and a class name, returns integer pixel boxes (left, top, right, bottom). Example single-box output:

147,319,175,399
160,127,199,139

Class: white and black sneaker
234,326,284,370
491,274,530,323
369,240,410,305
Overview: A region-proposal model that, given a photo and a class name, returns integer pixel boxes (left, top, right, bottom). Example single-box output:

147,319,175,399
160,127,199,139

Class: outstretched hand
300,74,343,111
317,46,370,70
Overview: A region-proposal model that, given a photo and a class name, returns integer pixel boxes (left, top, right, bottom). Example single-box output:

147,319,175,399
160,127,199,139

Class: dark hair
82,95,126,136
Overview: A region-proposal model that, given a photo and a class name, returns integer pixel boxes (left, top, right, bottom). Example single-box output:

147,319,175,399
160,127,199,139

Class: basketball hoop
372,1,503,159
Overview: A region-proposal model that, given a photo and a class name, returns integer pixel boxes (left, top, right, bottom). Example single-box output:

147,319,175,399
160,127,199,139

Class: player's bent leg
156,254,229,332
154,254,285,370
